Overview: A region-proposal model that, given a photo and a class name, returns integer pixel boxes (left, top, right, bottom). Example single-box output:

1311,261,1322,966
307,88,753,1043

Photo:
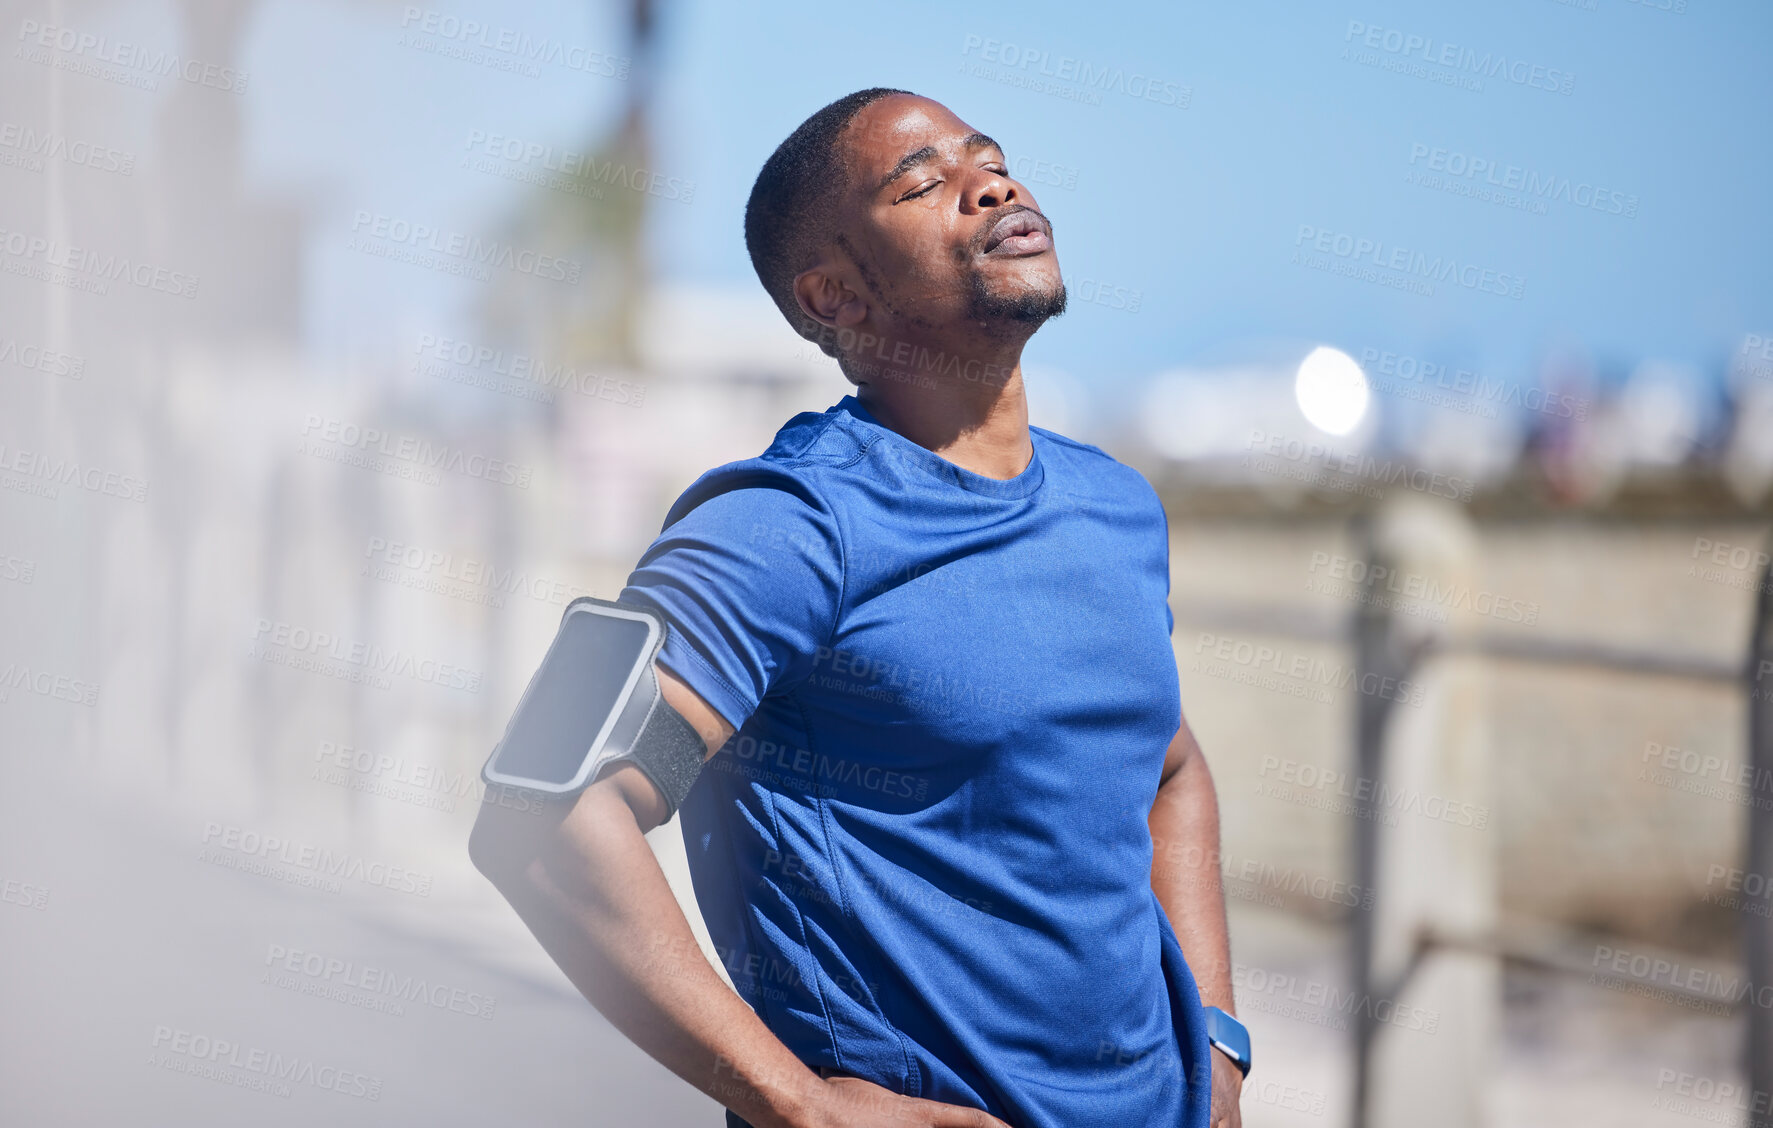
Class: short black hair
745,87,914,357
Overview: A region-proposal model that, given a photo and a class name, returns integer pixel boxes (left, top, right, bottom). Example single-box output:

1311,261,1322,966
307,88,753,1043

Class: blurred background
3,0,1771,1124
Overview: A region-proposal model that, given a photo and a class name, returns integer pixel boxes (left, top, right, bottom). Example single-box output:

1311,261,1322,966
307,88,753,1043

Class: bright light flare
1294,346,1369,436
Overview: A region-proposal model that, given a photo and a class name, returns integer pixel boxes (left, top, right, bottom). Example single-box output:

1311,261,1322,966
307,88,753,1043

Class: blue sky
244,0,1772,415
647,0,1772,390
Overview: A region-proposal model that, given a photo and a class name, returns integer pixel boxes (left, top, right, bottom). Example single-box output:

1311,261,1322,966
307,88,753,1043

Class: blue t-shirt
619,394,1211,1128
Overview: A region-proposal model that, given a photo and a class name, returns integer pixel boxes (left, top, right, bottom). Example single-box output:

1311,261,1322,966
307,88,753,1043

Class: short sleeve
618,467,844,732
1164,527,1175,638
1155,482,1175,637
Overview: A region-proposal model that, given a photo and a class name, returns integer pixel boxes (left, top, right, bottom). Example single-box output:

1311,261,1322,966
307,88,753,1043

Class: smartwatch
1203,1006,1252,1078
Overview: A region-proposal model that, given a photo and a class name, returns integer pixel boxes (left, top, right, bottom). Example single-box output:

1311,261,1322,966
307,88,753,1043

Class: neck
844,329,1034,481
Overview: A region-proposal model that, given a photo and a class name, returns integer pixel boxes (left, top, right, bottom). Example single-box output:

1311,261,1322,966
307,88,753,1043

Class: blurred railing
1176,510,1772,1128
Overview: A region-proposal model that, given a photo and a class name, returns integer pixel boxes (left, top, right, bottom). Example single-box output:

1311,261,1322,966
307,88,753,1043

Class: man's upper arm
606,468,843,825
1159,709,1203,786
618,470,845,732
590,665,737,833
472,663,737,869
658,665,736,760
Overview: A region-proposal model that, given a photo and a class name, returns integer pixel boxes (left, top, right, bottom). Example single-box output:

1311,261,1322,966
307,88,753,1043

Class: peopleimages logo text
201,822,434,897
1245,430,1476,502
250,618,482,693
463,131,693,203
1407,144,1636,217
15,19,249,93
149,1025,380,1100
301,416,532,488
0,440,148,501
961,34,1190,108
349,211,581,284
0,122,135,174
398,7,630,78
0,227,198,298
1295,225,1524,300
1344,21,1574,95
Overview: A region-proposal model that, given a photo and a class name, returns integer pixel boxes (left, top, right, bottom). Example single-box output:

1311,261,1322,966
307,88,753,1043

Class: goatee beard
965,272,1068,328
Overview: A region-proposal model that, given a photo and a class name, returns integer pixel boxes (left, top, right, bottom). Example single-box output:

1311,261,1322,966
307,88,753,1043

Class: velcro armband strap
624,691,707,819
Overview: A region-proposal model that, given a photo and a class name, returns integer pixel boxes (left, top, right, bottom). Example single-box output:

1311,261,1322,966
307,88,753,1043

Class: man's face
821,95,1065,338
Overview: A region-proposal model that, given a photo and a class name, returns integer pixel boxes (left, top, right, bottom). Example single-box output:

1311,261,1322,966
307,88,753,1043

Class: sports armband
481,596,707,818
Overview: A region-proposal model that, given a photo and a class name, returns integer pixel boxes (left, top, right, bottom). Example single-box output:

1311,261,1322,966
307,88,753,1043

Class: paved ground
1,751,1749,1127
0,756,726,1127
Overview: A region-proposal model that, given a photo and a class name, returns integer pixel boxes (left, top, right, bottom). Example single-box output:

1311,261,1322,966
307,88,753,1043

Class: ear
792,258,868,336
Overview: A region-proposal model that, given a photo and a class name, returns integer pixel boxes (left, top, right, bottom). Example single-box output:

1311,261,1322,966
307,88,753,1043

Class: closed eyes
895,164,1010,204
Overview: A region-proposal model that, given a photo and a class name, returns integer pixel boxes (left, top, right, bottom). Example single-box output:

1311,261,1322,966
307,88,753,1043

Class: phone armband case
481,596,706,817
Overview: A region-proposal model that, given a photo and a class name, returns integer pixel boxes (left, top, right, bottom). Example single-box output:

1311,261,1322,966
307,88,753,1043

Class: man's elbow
468,802,533,890
467,812,501,882
468,776,643,890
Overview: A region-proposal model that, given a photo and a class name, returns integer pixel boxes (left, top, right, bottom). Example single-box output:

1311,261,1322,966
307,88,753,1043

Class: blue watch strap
1203,1005,1252,1077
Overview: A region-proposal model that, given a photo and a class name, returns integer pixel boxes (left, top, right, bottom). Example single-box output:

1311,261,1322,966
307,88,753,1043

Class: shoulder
1031,423,1165,514
1030,423,1136,479
659,404,865,532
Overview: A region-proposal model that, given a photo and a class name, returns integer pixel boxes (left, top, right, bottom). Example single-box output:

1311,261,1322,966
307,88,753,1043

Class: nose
968,168,1020,212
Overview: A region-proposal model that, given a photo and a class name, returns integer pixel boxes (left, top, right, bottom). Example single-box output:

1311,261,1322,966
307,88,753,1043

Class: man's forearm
1149,749,1235,1013
473,783,824,1128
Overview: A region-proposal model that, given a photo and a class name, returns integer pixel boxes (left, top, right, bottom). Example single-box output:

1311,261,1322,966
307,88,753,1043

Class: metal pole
1745,533,1773,1105
1348,512,1408,1128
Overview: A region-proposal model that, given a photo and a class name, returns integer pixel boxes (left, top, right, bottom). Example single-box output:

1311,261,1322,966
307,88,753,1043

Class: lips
981,208,1052,256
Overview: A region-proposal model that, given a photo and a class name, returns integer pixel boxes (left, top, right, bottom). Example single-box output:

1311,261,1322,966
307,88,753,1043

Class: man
470,88,1245,1128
